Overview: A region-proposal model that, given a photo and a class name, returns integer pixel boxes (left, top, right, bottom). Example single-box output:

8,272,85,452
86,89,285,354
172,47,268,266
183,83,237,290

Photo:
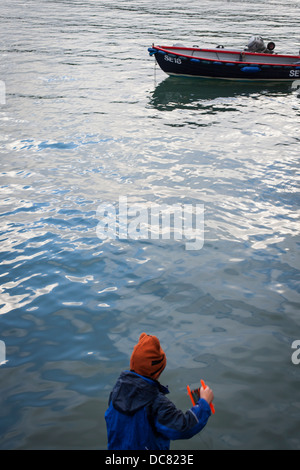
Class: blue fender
240,66,261,73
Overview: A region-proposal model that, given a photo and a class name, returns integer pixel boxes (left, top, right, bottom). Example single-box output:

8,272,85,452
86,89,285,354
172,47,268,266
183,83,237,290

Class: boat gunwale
154,45,300,67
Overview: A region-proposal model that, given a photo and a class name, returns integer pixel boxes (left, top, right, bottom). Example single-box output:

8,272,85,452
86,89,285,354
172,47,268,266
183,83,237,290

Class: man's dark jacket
105,370,211,450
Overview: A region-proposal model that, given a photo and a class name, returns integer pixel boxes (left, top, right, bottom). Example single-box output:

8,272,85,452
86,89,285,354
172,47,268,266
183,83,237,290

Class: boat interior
158,46,300,65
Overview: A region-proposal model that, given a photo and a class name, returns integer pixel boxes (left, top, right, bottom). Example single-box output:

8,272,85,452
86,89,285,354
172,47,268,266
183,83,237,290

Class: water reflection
149,76,292,112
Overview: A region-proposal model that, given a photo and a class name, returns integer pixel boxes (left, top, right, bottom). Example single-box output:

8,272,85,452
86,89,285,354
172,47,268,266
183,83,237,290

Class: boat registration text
164,55,182,64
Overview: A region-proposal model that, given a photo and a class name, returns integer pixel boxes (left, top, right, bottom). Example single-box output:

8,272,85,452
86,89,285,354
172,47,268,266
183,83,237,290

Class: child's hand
200,385,214,404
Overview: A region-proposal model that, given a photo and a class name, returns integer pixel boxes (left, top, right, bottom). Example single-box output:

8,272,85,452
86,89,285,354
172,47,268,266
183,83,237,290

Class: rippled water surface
0,0,299,450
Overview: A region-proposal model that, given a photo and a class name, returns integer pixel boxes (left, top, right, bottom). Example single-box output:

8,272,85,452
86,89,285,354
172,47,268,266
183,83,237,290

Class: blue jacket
105,370,211,450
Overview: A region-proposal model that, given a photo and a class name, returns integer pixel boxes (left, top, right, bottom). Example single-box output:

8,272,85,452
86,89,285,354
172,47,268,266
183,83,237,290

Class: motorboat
148,36,300,81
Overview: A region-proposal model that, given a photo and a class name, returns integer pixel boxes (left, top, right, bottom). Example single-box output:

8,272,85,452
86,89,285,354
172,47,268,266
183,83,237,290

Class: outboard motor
245,36,275,53
246,36,266,52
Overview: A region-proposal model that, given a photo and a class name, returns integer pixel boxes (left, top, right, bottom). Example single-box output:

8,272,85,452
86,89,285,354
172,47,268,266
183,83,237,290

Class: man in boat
105,332,214,450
